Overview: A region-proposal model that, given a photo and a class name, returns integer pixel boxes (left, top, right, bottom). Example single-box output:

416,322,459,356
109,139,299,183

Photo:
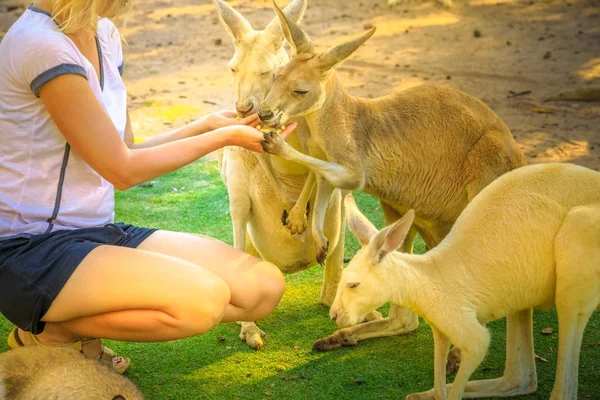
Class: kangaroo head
215,0,307,116
258,1,375,127
330,195,415,328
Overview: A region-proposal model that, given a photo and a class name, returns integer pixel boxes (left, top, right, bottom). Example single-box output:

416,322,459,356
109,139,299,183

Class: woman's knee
173,275,232,335
245,260,285,319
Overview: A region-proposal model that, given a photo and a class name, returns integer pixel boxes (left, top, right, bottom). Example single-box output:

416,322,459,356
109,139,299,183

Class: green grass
1,159,598,399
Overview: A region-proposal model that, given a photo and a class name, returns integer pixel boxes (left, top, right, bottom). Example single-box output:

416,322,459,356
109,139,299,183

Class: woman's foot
7,328,130,374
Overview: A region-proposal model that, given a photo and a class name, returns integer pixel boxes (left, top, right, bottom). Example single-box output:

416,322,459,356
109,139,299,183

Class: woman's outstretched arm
40,74,296,190
124,110,259,149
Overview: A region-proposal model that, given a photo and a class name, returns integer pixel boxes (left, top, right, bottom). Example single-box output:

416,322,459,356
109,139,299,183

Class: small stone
541,327,553,335
474,29,482,38
226,346,232,350
139,181,155,188
293,346,299,351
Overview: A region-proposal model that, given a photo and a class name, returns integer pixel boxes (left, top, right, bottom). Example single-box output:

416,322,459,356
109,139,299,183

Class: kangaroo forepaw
316,238,329,265
261,131,289,157
446,347,462,375
281,209,289,226
240,324,266,350
312,331,357,352
285,205,309,234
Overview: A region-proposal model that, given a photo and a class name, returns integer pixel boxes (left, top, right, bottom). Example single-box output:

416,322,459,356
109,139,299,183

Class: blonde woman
0,0,294,372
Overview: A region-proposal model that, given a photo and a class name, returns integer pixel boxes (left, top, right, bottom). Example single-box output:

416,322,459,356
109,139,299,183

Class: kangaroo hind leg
550,205,600,400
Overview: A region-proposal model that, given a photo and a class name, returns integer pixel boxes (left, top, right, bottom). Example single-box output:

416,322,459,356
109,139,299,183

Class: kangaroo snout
258,109,274,122
235,98,256,116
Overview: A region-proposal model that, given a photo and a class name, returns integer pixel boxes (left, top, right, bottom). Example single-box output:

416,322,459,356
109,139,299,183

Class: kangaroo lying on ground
0,346,143,400
333,162,600,400
259,2,526,360
214,0,347,350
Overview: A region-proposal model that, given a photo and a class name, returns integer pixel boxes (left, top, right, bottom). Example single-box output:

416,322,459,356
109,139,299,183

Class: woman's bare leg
33,245,231,343
135,230,285,323
24,231,283,347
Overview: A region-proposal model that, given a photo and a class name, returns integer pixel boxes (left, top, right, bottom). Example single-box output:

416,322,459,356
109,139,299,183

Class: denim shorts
0,223,157,334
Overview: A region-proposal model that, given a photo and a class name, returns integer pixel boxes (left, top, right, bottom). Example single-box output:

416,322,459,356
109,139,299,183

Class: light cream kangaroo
215,0,345,350
0,346,143,400
333,162,600,400
259,3,526,356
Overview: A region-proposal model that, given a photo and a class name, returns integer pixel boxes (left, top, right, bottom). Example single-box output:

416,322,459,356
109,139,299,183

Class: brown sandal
7,328,130,374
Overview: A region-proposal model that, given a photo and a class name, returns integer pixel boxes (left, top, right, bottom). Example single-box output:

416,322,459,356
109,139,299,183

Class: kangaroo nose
235,98,255,115
258,109,274,121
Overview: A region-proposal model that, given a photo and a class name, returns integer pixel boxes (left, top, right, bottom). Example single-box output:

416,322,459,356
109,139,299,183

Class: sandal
7,328,130,374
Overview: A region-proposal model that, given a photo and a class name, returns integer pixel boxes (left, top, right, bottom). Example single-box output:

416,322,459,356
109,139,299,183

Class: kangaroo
259,2,526,362
334,163,600,400
214,0,347,350
0,346,143,400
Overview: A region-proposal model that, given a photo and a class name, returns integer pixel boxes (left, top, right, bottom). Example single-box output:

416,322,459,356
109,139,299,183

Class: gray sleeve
30,63,88,97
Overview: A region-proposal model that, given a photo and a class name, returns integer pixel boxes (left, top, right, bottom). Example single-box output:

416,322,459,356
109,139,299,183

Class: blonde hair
50,0,133,34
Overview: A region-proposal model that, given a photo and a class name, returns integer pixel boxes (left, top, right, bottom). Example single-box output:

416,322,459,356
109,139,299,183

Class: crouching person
0,0,293,373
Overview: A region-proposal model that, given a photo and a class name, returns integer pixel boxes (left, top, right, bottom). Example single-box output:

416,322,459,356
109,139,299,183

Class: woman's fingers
279,122,298,140
239,113,259,125
219,110,238,118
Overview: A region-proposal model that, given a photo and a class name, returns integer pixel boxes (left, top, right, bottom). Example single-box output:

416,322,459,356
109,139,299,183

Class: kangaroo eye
347,282,360,289
230,68,238,74
293,90,309,95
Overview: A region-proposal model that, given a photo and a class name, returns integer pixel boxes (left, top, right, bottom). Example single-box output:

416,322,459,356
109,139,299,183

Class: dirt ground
1,0,599,170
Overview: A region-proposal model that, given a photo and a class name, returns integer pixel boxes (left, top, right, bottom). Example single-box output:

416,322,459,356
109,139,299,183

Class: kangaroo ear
214,0,255,42
264,0,307,48
273,0,314,55
345,194,378,247
318,27,375,71
371,210,414,261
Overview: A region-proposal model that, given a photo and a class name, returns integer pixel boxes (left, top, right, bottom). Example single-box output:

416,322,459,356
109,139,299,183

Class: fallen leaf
535,354,549,363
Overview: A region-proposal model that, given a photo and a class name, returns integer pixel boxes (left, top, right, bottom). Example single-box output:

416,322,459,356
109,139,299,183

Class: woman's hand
201,110,259,132
222,122,298,153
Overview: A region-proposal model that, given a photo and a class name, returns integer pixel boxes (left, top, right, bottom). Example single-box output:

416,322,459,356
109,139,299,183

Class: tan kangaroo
334,163,600,400
0,346,143,400
214,0,346,350
259,2,526,360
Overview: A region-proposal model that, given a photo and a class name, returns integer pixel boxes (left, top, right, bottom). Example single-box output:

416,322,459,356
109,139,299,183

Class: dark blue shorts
0,223,157,334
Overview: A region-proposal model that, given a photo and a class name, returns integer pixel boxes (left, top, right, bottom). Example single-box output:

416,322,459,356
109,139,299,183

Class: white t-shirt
0,5,127,238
